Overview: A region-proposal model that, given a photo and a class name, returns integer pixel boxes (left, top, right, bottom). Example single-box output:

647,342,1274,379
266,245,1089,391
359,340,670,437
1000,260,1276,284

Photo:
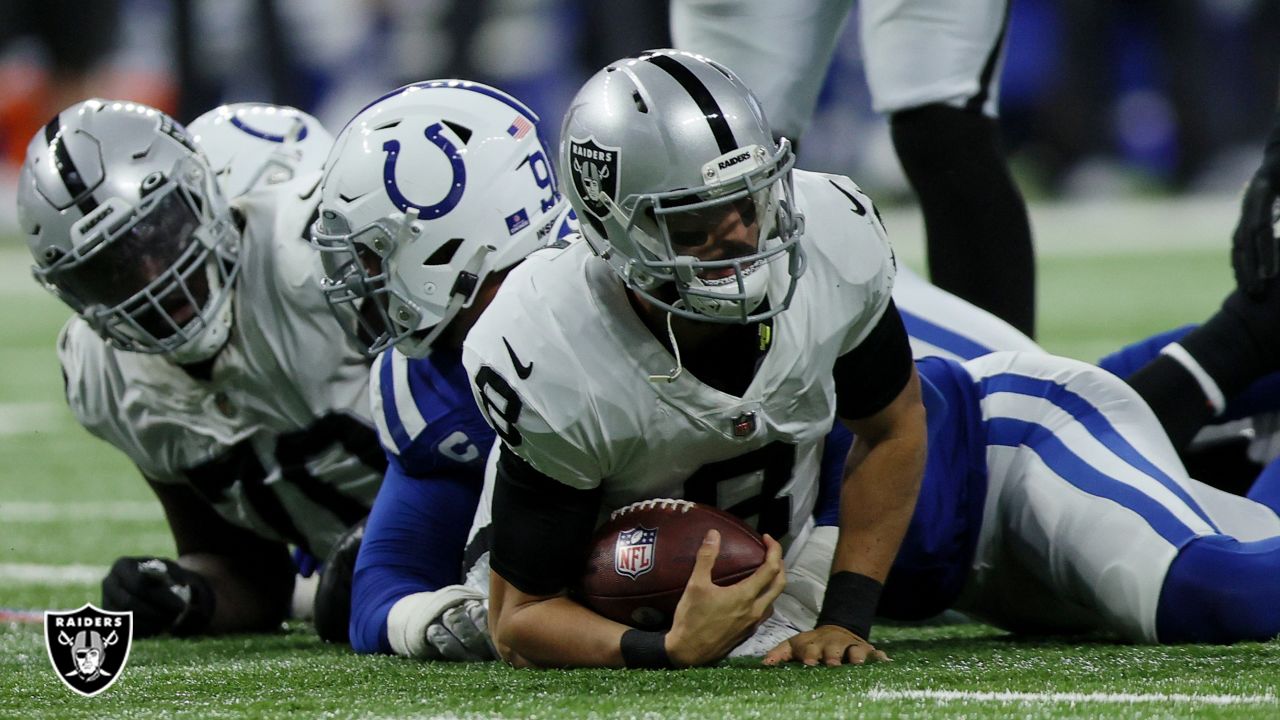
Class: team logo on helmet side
568,136,620,220
614,526,657,579
44,604,133,697
381,123,467,219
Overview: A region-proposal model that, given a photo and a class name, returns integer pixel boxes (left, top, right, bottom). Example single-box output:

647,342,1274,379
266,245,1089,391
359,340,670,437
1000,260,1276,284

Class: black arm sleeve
490,446,603,597
833,299,915,420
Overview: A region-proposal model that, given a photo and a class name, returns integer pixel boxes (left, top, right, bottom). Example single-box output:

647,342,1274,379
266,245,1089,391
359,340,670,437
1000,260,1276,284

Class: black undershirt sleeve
490,445,604,597
833,299,915,421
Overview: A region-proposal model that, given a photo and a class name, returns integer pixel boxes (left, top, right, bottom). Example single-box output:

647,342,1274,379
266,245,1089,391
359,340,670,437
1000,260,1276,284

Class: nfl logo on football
44,604,133,697
614,527,657,579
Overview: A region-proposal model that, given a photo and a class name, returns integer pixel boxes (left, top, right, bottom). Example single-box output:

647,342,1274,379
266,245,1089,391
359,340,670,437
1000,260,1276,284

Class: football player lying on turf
309,81,574,658
459,51,1280,668
314,72,1280,663
16,100,384,639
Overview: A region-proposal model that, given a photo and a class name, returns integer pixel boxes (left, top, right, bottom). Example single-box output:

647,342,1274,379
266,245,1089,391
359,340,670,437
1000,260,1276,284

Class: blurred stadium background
2,0,1279,232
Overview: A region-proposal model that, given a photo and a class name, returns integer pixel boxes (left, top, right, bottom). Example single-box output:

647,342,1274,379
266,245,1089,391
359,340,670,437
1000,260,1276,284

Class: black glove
1232,147,1280,298
313,517,367,644
102,557,216,638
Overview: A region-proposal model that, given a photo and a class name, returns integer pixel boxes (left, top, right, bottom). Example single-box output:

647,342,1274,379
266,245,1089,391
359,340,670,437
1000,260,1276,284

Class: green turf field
2,196,1278,719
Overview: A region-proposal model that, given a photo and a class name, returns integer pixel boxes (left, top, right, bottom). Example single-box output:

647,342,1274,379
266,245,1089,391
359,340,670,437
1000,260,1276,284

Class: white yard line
0,401,64,436
0,500,161,522
866,688,1277,707
0,563,105,585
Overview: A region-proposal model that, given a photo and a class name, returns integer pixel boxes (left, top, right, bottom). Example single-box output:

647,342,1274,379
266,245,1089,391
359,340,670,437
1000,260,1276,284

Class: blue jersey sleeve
371,348,497,476
350,349,496,655
349,461,481,654
1096,325,1196,379
816,421,852,527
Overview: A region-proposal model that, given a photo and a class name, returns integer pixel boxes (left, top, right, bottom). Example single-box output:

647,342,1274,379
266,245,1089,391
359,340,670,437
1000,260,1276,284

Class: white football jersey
463,169,896,550
58,173,382,558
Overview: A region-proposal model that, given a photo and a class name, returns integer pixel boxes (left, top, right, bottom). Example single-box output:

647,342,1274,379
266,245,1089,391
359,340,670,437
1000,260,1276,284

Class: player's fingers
826,644,856,667
762,638,794,666
741,534,784,594
752,561,787,618
687,529,721,587
797,637,823,667
844,641,891,665
442,605,490,658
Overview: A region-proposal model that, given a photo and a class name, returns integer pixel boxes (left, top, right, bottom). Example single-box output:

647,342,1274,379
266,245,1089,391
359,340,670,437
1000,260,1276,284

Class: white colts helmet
313,80,566,358
17,100,240,363
560,50,806,324
188,102,334,198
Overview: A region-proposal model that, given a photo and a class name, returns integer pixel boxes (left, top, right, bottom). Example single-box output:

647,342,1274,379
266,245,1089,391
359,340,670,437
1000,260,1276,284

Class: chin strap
647,310,684,384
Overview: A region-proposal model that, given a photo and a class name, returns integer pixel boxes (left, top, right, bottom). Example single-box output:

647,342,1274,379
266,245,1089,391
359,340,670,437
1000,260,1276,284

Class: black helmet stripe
644,54,738,155
44,115,99,216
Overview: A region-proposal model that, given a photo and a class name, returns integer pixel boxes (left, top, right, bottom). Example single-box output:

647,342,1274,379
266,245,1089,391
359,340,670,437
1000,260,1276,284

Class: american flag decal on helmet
507,116,533,139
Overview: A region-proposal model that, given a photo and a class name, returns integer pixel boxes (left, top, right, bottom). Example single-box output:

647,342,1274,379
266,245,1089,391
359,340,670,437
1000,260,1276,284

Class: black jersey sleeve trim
490,446,603,597
833,299,914,420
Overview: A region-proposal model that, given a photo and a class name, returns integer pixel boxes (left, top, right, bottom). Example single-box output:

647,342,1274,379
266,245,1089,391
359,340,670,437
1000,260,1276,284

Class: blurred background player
311,80,571,656
16,99,384,638
671,0,1037,337
188,102,333,199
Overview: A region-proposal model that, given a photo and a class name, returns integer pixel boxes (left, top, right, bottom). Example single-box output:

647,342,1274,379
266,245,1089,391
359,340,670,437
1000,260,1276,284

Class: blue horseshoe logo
382,123,466,219
230,115,309,142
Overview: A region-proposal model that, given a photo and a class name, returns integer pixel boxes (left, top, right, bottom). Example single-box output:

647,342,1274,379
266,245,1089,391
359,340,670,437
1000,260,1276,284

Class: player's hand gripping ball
577,499,765,630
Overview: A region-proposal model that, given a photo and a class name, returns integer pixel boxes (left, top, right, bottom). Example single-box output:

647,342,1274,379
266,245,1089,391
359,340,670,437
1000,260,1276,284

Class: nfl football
577,498,766,630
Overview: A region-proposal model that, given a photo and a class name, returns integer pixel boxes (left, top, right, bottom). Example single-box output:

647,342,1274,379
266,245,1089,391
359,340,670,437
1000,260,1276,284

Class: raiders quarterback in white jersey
465,51,928,669
17,100,383,638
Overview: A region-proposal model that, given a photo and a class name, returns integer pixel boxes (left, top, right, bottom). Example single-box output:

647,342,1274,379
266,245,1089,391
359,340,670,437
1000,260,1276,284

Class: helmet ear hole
140,172,165,196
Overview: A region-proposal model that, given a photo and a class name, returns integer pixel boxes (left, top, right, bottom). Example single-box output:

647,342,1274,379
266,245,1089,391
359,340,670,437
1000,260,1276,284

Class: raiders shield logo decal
45,604,133,697
568,136,620,220
614,526,657,579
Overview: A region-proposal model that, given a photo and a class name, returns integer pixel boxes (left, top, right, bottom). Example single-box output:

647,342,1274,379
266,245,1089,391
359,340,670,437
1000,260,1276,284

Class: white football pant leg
956,352,1230,642
860,0,1010,117
671,0,854,141
894,265,1042,361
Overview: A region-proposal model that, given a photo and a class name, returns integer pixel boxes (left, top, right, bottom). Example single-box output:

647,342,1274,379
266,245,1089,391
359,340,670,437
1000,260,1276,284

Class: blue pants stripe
978,373,1220,533
986,418,1202,547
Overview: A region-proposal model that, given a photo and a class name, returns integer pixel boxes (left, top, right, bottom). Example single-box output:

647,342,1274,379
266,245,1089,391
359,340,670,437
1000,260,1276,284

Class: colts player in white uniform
16,100,385,639
672,0,1037,339
466,52,1280,669
311,81,574,659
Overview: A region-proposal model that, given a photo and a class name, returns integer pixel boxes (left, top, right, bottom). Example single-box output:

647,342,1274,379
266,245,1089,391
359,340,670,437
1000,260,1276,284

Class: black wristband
816,571,883,641
620,629,673,669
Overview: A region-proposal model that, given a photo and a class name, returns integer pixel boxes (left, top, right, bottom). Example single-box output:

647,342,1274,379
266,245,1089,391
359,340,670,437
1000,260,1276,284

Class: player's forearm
179,552,293,633
493,591,628,668
833,414,927,581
